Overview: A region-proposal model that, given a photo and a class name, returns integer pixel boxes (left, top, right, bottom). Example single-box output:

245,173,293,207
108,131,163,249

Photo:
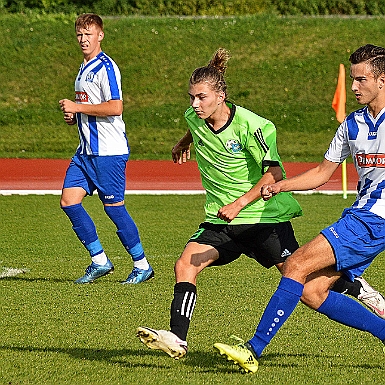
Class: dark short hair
350,44,385,79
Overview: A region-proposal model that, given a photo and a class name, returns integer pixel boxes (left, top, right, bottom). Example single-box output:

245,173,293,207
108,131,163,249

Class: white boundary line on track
0,189,357,196
0,190,206,196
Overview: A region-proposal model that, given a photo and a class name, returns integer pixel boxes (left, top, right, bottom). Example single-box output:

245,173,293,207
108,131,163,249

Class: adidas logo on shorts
281,249,291,258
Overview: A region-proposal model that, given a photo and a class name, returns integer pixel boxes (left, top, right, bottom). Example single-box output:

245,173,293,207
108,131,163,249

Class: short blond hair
75,13,103,32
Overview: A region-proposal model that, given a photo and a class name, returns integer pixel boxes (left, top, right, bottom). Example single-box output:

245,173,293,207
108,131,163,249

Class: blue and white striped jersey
325,106,385,218
74,52,129,156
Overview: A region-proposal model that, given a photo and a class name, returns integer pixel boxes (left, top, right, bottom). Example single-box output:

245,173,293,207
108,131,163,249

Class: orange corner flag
332,63,346,123
332,63,348,198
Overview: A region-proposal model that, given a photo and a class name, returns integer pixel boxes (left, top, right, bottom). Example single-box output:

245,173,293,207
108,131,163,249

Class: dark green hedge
1,0,384,16
0,0,271,15
271,0,385,15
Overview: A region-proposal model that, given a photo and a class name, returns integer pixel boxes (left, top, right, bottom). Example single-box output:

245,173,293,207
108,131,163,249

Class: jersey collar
205,102,236,134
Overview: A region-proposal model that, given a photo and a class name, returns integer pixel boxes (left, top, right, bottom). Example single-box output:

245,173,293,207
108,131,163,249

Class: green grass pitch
0,193,384,384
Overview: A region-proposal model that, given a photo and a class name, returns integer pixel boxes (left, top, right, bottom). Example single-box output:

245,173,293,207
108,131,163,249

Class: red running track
0,159,358,193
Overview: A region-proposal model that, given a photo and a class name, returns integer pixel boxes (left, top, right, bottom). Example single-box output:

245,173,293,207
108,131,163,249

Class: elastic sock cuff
85,239,103,256
279,276,304,296
174,282,196,294
61,203,82,210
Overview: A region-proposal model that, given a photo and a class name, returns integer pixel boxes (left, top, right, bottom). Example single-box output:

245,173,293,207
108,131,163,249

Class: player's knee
174,255,200,280
175,256,190,274
60,197,72,208
283,254,308,281
301,281,328,309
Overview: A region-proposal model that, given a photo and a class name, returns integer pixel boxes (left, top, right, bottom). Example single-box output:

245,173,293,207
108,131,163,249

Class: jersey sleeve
324,121,350,163
100,60,123,102
246,118,281,173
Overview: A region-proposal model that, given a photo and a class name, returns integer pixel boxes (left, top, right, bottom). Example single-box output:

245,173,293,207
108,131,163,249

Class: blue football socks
248,277,304,357
104,205,146,263
318,290,385,340
62,203,104,258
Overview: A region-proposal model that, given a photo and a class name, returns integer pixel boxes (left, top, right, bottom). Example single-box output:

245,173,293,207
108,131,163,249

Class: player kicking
214,44,385,373
136,48,385,367
59,14,153,284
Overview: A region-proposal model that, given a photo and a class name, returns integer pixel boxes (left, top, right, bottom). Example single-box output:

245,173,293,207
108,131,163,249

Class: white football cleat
136,327,188,359
356,276,385,319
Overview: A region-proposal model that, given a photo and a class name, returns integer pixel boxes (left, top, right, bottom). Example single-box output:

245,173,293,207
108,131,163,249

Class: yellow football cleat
214,340,259,373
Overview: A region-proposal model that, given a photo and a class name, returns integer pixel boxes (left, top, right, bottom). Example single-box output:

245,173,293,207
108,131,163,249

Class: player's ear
217,91,225,104
98,30,104,42
379,73,385,90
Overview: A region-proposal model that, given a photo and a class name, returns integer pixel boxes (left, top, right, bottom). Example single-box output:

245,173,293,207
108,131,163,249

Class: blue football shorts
63,152,129,204
321,207,385,281
187,221,299,268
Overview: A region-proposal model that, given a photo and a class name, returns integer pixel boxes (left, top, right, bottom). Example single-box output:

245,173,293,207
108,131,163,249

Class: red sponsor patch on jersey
75,91,88,103
356,153,385,167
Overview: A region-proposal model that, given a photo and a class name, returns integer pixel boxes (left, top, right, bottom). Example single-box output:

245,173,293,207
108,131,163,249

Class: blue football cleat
74,259,114,284
121,266,154,284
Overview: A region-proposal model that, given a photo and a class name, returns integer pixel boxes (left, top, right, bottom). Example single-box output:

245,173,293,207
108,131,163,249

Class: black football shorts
187,221,299,268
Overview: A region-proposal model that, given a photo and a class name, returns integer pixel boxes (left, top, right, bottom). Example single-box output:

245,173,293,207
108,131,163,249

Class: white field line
0,267,29,278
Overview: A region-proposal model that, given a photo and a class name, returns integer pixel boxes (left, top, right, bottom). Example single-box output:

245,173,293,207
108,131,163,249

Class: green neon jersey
185,102,302,224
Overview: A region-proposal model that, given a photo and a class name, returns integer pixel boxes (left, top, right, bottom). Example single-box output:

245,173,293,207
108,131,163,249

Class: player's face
188,82,225,120
76,24,104,61
350,62,382,106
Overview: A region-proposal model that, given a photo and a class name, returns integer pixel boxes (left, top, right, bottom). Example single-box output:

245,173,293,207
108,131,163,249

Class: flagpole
342,160,347,199
332,63,347,199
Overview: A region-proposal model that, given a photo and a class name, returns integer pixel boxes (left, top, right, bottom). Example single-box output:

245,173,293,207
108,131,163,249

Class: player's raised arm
261,158,339,200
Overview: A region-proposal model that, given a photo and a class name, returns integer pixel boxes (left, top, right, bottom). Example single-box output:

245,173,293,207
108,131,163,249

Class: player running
214,44,385,373
136,48,384,364
59,13,154,284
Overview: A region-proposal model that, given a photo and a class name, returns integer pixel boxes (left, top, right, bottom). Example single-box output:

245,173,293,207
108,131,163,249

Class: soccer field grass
1,194,384,384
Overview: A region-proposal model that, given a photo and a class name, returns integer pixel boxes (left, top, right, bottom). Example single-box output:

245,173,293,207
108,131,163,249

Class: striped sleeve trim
253,128,269,153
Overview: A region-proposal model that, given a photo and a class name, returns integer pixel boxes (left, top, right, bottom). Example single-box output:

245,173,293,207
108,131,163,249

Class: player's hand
261,184,280,201
217,202,242,223
63,113,77,125
59,99,77,114
172,143,191,164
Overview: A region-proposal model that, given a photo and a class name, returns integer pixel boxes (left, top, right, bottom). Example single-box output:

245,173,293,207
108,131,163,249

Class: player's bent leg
174,242,219,284
301,268,385,341
283,234,337,283
227,236,333,362
136,243,218,358
170,244,218,340
136,327,188,359
317,289,385,341
331,275,385,318
301,268,342,309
